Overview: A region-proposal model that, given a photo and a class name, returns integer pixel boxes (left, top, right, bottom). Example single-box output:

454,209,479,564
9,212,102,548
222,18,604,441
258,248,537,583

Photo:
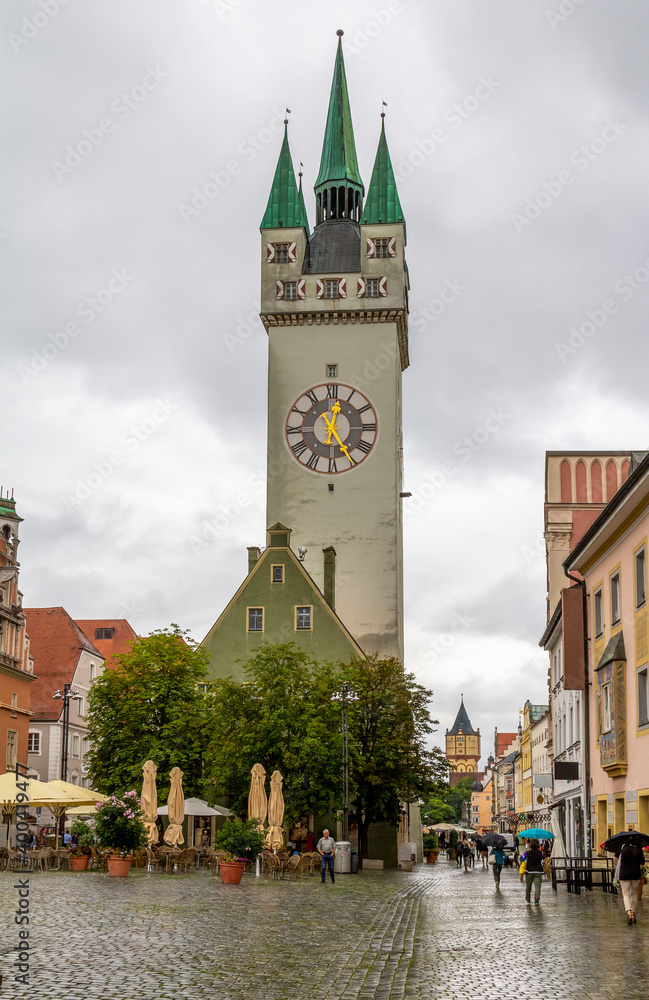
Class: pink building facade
567,453,649,852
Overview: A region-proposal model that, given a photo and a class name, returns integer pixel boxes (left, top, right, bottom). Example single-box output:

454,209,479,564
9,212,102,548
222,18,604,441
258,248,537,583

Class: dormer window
95,628,114,640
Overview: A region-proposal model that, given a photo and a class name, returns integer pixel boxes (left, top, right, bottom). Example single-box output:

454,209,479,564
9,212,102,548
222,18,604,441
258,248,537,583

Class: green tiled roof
360,117,405,225
314,34,363,191
260,123,309,231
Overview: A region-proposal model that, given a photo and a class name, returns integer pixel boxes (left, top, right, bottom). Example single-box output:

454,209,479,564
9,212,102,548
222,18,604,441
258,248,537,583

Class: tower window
374,238,390,258
271,565,285,584
284,281,298,300
366,278,380,298
274,242,290,263
95,628,114,640
247,607,264,632
327,364,338,378
325,280,339,299
295,606,312,630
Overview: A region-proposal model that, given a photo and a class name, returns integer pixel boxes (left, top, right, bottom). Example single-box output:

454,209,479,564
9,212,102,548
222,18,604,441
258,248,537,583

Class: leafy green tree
86,625,209,799
344,656,448,860
203,643,343,824
420,776,474,825
420,794,455,825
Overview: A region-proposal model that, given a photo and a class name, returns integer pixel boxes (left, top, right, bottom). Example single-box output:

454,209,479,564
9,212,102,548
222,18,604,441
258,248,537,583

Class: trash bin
334,841,351,874
351,852,359,874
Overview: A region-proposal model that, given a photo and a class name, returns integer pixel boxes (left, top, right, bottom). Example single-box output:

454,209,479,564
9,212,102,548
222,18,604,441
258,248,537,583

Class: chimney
247,546,261,575
323,546,336,610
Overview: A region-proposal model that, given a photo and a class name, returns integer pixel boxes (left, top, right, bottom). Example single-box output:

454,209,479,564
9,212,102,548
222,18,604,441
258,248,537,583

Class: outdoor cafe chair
288,854,311,879
6,848,26,871
51,849,71,871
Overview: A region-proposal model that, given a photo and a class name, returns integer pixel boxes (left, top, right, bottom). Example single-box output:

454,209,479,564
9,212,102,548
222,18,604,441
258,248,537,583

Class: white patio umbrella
265,771,285,851
550,808,567,859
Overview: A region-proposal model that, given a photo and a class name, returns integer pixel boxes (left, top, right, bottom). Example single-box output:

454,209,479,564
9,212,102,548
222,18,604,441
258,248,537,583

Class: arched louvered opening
591,459,602,502
316,193,322,226
606,460,618,501
622,459,630,483
560,460,572,502
576,460,587,502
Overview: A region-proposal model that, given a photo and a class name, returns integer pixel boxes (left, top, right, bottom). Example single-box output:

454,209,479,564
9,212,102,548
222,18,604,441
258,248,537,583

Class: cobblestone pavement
0,855,647,999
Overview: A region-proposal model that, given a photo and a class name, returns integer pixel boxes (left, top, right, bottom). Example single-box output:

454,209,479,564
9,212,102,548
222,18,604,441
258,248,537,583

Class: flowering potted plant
214,819,264,884
94,791,147,876
68,819,96,872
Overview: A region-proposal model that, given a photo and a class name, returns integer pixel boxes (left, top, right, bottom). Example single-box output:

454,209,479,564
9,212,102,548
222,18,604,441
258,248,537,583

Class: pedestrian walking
317,829,336,884
523,839,545,904
615,836,645,924
476,836,488,868
490,847,506,888
455,841,464,867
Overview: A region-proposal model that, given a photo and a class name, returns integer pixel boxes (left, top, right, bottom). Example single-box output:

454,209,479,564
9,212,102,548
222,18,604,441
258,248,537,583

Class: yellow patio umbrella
248,763,267,829
163,767,185,846
141,760,158,846
0,774,93,848
44,780,108,804
265,770,285,851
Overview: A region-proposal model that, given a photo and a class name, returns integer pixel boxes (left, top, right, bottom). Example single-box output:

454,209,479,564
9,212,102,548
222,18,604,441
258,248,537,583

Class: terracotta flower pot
70,855,90,872
107,855,133,877
219,861,245,884
426,851,439,865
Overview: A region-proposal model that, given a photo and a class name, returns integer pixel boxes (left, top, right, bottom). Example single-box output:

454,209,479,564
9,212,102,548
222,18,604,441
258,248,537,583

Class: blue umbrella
517,827,554,839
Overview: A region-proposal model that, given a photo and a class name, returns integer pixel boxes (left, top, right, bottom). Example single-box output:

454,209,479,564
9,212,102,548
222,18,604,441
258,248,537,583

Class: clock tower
259,31,409,659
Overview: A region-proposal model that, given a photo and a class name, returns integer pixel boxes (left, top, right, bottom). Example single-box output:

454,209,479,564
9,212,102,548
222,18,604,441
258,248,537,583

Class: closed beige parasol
141,760,158,846
265,770,284,851
248,763,267,829
163,767,185,846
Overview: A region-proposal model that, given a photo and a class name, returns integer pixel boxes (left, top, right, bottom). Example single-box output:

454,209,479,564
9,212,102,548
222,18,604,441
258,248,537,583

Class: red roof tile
23,608,103,720
74,619,137,668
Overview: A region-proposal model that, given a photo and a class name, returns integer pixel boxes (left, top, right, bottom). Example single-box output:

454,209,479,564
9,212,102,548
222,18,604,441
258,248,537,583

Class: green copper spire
360,115,405,226
260,121,309,231
297,167,310,236
314,31,364,224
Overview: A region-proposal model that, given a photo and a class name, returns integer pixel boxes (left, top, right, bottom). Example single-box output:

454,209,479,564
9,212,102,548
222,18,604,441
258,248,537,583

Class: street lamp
53,684,82,782
331,683,358,841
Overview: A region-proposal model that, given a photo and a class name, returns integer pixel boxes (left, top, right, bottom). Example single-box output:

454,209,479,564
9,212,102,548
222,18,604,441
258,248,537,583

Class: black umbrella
481,832,507,849
603,830,649,852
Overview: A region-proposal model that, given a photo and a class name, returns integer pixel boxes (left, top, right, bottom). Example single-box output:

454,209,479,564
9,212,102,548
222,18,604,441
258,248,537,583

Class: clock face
285,383,378,475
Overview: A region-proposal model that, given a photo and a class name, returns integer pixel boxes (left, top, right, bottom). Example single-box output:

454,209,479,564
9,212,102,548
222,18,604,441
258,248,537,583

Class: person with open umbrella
522,839,545,905
605,831,649,924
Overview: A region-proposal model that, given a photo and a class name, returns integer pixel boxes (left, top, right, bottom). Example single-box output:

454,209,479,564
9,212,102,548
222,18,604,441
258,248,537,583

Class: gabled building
0,493,35,774
75,619,137,668
23,608,106,785
201,524,364,683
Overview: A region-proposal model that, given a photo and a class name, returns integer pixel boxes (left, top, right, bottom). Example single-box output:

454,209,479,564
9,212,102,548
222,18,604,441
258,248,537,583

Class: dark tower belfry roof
260,121,309,231
315,31,364,193
359,115,405,227
448,697,476,735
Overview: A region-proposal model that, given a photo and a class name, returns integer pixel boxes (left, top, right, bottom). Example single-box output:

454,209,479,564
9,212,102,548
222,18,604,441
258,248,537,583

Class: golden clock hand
321,409,338,445
323,415,354,465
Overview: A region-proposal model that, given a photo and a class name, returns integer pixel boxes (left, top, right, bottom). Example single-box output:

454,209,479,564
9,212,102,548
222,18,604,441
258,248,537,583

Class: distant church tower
259,30,409,659
445,697,482,786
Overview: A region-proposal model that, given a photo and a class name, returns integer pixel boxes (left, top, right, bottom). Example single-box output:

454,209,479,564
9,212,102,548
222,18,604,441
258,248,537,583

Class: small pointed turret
359,114,405,226
314,30,364,225
260,121,309,231
297,167,310,237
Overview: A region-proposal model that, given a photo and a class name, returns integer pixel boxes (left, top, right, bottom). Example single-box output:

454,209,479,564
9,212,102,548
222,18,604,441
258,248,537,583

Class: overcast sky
4,0,649,764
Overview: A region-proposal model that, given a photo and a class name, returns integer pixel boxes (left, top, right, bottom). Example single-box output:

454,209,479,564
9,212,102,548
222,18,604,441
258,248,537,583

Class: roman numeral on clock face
292,406,306,417
326,384,338,399
357,404,371,415
291,440,308,457
362,423,376,433
305,390,319,405
306,453,320,470
328,458,338,473
286,425,302,434
356,439,372,454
